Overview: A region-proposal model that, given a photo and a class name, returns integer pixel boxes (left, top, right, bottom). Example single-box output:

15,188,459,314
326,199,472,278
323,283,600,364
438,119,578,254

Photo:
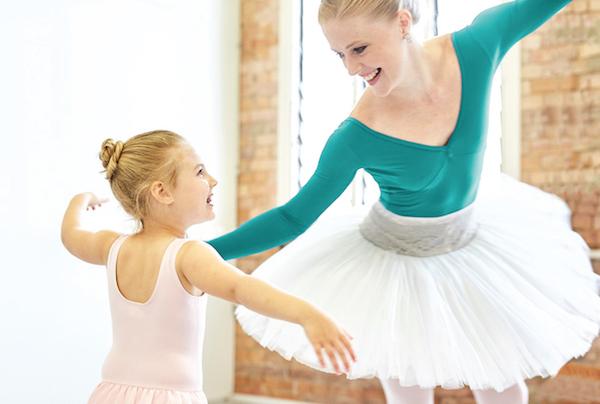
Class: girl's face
321,13,409,97
171,146,218,226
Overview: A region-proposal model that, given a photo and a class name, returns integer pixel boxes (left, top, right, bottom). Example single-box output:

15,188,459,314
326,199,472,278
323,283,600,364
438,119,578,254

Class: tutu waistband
359,201,478,257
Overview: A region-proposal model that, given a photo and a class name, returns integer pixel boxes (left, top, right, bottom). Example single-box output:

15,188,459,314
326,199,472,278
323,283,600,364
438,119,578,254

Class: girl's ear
150,181,174,205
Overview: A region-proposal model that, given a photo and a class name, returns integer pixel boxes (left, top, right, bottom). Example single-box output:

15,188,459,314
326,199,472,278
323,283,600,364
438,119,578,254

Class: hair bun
100,139,124,180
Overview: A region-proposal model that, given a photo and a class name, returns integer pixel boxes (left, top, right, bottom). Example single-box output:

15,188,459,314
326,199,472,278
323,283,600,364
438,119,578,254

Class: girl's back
97,235,208,396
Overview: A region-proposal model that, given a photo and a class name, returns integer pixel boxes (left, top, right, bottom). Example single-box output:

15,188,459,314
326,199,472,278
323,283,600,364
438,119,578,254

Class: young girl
207,0,600,403
61,130,355,404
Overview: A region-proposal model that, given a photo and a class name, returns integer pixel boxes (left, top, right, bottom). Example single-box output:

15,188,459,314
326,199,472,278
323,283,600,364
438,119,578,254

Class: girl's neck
138,219,187,239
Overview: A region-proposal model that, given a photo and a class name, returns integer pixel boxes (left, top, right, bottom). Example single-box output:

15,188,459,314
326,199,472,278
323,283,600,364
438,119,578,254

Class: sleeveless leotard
88,235,208,404
208,0,572,260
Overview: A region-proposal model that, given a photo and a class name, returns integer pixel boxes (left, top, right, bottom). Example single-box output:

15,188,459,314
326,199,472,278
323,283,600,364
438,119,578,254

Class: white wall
0,0,239,402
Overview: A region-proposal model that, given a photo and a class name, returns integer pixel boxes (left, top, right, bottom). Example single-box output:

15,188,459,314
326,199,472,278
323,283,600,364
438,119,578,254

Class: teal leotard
209,0,572,260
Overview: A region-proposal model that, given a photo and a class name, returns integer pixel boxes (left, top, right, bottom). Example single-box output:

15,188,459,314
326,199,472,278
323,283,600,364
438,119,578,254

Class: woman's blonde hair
99,130,189,228
318,0,420,25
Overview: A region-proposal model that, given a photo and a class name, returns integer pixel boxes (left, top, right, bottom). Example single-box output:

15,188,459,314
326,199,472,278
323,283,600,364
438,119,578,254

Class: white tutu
235,174,600,392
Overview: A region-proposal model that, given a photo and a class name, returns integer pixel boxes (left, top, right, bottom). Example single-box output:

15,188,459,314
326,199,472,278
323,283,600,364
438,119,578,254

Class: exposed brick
531,77,559,93
522,0,600,251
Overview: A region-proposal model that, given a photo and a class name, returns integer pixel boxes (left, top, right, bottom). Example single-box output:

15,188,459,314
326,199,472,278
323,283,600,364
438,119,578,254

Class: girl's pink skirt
88,382,208,404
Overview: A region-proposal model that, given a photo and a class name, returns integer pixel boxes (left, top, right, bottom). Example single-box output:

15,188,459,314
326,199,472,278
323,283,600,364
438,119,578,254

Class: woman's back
101,235,207,392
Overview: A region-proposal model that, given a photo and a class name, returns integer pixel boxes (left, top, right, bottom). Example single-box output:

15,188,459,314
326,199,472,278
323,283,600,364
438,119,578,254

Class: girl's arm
178,240,356,373
61,192,121,265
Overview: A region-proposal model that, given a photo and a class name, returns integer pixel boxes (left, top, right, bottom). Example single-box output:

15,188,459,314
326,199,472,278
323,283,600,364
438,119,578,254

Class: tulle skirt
235,174,600,392
87,382,207,404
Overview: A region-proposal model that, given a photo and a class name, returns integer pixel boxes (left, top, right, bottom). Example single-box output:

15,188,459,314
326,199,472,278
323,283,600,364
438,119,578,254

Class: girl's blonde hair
318,0,420,25
99,130,189,228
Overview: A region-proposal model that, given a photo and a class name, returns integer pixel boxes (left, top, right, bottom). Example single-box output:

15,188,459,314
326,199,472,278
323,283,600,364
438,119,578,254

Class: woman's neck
387,36,445,105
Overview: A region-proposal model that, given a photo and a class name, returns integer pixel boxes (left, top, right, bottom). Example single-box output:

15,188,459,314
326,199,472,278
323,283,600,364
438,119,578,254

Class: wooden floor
211,395,312,404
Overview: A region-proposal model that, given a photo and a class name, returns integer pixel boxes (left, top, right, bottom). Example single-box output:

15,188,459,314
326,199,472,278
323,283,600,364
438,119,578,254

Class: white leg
379,378,434,404
471,381,528,404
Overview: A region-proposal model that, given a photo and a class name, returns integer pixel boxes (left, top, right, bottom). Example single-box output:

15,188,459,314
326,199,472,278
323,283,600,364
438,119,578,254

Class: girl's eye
197,169,204,176
354,46,367,54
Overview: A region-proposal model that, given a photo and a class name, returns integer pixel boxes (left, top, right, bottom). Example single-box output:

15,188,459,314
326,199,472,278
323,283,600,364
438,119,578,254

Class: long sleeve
461,0,572,65
208,128,363,260
208,0,572,261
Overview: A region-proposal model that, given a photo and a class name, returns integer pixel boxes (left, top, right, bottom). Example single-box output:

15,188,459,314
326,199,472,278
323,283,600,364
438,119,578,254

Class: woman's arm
178,240,356,373
208,128,363,259
61,193,121,265
464,0,572,63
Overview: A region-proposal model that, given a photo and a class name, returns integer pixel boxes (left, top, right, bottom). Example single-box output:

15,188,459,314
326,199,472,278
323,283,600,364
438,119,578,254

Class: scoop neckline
344,31,465,152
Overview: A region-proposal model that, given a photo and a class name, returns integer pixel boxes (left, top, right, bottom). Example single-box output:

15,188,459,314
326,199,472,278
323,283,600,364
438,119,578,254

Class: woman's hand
301,310,356,374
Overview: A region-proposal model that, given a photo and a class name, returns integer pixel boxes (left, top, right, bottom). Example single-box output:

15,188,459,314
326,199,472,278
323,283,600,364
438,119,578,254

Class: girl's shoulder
79,229,123,266
176,239,220,269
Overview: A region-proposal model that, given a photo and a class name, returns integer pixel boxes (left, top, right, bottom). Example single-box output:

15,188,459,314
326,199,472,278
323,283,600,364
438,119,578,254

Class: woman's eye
335,52,344,59
354,46,367,54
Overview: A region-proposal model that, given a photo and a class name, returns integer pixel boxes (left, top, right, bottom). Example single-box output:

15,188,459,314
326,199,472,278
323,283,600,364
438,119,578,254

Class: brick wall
520,1,600,400
236,0,281,274
521,0,600,249
236,0,600,403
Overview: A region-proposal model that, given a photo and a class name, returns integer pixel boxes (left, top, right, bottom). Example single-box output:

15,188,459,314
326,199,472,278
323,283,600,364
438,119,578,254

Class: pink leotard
89,235,208,403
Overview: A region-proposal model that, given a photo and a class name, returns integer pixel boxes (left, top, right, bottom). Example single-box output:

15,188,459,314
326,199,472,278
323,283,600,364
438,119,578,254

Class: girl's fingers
314,344,326,369
324,345,340,374
340,333,356,362
334,341,351,373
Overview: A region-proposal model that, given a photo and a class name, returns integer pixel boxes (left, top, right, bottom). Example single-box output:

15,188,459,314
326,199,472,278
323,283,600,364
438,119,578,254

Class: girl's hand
84,192,109,211
302,311,356,374
177,243,357,373
61,193,120,265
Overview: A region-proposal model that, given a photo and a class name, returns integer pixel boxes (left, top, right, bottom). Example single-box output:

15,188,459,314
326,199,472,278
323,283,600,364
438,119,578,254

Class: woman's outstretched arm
208,128,363,260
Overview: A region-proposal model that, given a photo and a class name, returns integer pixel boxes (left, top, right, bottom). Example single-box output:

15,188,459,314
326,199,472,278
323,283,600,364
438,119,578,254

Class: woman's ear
396,9,412,36
150,181,174,205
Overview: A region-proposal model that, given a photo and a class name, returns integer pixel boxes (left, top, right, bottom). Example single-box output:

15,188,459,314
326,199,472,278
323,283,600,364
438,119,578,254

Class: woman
208,0,600,402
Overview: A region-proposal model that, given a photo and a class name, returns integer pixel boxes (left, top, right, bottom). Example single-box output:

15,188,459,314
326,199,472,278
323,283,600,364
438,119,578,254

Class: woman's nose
345,57,361,76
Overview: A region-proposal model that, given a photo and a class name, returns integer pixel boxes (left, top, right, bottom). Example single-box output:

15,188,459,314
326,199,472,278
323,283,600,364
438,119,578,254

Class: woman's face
321,12,409,97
